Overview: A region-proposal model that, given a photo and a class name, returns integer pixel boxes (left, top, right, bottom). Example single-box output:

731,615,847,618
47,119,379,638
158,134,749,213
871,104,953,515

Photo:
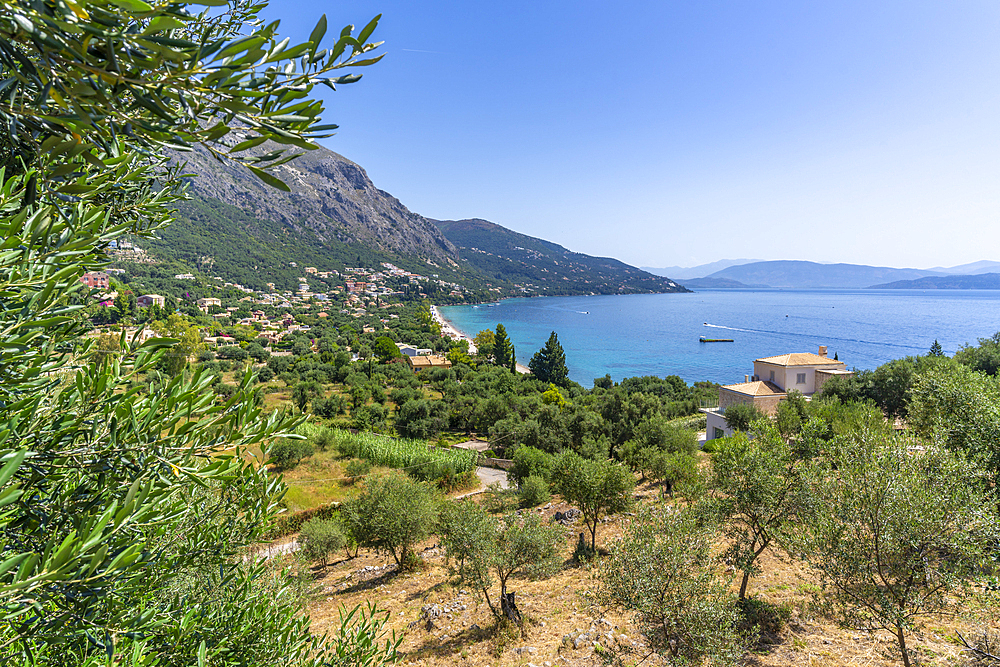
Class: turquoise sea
439,289,1000,386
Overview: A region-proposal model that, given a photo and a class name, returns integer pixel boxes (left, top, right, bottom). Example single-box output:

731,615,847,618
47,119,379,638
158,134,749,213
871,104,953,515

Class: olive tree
341,473,439,570
300,517,347,568
440,503,562,626
600,505,752,666
711,424,811,600
795,428,996,667
550,451,634,552
907,363,1000,488
0,1,385,663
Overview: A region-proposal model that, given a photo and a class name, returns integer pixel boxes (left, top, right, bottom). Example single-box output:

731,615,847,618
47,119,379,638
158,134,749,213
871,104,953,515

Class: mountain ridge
155,139,685,297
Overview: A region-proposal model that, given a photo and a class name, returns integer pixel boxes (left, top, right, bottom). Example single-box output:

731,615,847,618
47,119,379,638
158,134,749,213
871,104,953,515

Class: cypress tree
494,323,513,368
530,331,569,386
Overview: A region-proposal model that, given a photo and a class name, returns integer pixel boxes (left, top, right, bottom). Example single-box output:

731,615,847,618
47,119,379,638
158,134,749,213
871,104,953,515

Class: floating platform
699,337,734,343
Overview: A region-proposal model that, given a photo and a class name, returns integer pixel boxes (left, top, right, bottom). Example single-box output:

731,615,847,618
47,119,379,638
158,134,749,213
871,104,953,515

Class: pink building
80,272,110,289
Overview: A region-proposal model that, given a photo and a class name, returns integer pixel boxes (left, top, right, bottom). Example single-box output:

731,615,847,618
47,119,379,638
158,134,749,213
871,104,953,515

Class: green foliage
395,398,450,438
269,438,315,470
711,423,810,599
723,402,765,432
955,331,1000,375
341,473,439,569
344,458,372,481
300,518,347,567
493,323,514,369
647,450,699,498
509,446,555,487
482,482,519,515
550,451,635,551
794,429,996,667
775,390,808,437
529,331,569,387
352,402,388,433
518,475,551,508
439,500,499,583
599,505,753,666
332,429,477,484
267,502,342,540
293,380,323,413
374,336,402,363
0,0,390,660
314,427,337,451
313,393,347,419
328,602,402,667
440,506,563,622
907,363,1000,489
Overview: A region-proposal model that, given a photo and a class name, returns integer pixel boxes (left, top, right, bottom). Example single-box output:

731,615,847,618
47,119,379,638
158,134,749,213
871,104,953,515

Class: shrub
723,403,765,432
269,438,315,470
341,473,439,570
314,427,336,452
217,345,249,361
648,451,698,497
344,459,371,481
299,518,347,567
482,482,518,515
313,394,347,419
509,446,554,487
736,596,790,636
518,475,550,508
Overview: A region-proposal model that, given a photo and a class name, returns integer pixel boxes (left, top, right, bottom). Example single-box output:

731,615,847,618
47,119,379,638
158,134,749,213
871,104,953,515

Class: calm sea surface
439,289,1000,386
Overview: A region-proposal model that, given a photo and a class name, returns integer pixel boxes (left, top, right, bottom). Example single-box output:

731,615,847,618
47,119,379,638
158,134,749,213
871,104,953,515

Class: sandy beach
431,305,531,374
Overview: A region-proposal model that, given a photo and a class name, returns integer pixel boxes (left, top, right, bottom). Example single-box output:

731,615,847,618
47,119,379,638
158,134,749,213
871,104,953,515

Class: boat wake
702,322,926,352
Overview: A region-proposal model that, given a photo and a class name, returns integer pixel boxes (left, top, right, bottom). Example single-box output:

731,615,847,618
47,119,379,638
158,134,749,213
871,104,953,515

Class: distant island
650,258,1000,290
870,273,1000,289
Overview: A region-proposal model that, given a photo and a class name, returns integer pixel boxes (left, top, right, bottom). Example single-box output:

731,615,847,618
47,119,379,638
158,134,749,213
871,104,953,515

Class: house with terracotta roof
405,355,452,373
704,346,852,441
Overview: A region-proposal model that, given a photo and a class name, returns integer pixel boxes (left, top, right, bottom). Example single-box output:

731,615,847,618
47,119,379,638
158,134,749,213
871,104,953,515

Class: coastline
431,305,531,374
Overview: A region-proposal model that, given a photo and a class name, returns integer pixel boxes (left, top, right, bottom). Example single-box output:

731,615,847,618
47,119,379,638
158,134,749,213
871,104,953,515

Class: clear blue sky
261,1,1000,270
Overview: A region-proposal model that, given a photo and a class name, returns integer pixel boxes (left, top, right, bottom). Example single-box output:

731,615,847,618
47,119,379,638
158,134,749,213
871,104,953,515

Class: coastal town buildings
704,346,852,440
80,271,111,289
137,294,165,308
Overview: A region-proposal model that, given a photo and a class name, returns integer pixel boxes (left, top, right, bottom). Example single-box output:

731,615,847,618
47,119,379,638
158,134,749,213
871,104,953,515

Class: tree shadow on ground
333,565,400,595
403,620,496,662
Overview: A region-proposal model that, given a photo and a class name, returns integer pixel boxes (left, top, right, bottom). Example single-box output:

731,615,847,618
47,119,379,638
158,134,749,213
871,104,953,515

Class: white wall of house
703,409,734,441
752,362,825,395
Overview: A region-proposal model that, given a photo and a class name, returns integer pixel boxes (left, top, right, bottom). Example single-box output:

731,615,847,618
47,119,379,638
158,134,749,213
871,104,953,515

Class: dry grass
293,484,998,667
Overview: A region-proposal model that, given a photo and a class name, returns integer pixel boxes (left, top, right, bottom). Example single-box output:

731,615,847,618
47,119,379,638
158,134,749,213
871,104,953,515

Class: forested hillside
434,218,688,295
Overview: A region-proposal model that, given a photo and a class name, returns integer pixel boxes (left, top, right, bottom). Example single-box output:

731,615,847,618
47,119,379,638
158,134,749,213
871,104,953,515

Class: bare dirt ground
297,484,998,667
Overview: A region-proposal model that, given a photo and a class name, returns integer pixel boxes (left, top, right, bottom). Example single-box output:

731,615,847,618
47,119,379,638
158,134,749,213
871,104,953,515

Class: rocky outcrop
173,132,458,263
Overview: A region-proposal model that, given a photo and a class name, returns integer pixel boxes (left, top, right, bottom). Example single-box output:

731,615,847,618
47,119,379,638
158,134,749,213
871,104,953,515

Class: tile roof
721,380,785,396
755,353,847,367
406,355,452,368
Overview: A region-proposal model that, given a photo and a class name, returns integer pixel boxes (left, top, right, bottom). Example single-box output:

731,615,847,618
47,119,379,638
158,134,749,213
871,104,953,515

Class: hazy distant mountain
679,277,763,289
925,260,1000,275
642,259,762,280
870,273,1000,289
705,260,947,289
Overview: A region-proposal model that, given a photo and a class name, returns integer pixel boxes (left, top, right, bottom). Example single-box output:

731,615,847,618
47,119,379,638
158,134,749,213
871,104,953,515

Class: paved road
475,466,509,490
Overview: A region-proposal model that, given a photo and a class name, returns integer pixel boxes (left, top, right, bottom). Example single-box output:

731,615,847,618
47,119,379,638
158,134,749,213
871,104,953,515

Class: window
714,427,724,439
769,370,775,382
796,372,806,384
